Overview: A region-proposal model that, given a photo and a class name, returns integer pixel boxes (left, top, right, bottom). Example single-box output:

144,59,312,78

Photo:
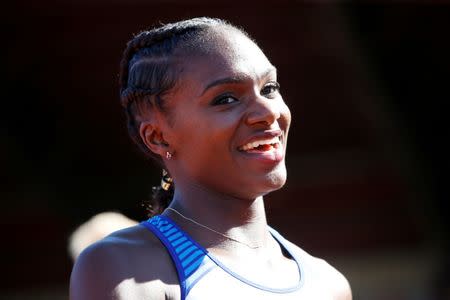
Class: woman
70,17,352,300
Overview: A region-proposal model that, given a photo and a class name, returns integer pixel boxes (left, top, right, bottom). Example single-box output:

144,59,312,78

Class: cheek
279,100,292,130
174,111,240,159
175,119,239,187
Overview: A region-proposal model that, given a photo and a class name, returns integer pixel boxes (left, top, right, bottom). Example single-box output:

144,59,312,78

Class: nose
245,96,281,127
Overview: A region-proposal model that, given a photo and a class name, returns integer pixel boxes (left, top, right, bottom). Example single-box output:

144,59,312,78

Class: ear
139,121,169,157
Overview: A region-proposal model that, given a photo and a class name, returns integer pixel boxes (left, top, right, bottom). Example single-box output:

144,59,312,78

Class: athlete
70,17,352,300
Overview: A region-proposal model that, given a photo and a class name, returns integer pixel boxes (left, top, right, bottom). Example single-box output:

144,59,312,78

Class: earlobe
139,121,168,157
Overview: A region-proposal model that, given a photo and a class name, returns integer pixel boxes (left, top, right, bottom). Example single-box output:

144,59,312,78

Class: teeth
240,136,280,151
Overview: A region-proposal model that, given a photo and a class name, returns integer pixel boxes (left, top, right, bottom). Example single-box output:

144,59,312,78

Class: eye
261,82,280,97
211,94,238,106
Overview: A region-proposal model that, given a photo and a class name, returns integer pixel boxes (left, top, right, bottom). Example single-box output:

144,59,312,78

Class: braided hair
118,17,246,216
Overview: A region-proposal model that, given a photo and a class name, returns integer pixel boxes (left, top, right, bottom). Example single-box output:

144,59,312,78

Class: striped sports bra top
141,215,304,300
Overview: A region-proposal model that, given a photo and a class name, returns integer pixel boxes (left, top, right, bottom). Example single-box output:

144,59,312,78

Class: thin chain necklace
165,207,262,249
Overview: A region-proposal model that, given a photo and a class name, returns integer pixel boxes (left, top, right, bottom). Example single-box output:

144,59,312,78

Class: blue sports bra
141,215,304,300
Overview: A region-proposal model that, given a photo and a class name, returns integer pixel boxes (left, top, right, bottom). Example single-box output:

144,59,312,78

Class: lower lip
238,144,284,165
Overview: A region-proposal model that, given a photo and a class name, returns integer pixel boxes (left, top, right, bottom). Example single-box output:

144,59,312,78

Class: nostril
245,105,280,127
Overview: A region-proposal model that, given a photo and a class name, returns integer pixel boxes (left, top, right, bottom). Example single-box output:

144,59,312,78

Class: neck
163,181,270,252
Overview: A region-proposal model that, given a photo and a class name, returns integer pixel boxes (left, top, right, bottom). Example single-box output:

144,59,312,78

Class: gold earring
161,169,173,191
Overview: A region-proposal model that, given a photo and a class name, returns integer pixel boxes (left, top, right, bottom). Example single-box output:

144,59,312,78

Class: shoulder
69,224,177,300
282,238,352,300
310,256,352,300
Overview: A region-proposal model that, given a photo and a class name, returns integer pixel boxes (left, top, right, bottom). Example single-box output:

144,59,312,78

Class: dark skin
70,27,352,300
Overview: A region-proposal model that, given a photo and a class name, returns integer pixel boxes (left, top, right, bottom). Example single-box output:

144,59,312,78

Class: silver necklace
165,207,262,249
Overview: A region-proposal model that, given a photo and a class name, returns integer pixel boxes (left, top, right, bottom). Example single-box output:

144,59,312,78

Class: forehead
176,29,274,91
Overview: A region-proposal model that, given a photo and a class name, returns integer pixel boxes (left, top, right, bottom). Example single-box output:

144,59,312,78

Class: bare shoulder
70,224,179,300
283,239,352,300
310,256,352,300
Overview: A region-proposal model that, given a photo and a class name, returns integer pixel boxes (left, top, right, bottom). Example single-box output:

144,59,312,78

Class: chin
268,171,287,190
260,164,287,194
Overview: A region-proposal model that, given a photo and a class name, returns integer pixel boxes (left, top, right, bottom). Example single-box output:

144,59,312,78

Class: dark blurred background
1,1,448,299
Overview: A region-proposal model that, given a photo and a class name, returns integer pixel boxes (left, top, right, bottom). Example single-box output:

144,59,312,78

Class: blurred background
1,1,448,299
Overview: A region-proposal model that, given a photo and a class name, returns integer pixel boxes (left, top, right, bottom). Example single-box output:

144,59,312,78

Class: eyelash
212,82,281,106
261,82,281,97
212,94,237,106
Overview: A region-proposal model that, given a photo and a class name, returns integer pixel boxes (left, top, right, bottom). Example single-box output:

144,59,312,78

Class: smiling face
157,28,291,200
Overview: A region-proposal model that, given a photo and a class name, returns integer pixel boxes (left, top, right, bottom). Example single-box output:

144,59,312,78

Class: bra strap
141,215,210,299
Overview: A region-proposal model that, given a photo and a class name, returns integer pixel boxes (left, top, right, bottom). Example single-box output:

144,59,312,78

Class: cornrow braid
118,17,230,161
119,18,257,218
118,17,239,216
119,17,226,107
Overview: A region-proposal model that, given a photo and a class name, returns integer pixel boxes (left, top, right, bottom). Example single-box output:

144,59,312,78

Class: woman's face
164,28,291,200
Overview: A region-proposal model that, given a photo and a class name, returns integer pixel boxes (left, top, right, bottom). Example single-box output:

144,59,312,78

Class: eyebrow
200,66,277,96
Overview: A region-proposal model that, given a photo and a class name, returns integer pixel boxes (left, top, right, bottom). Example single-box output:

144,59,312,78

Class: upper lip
237,129,283,150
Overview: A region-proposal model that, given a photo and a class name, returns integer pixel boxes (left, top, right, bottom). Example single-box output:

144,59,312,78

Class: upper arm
332,268,352,300
70,242,119,300
70,235,171,300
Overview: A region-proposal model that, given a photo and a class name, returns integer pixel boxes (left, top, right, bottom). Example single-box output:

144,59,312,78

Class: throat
167,193,270,252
